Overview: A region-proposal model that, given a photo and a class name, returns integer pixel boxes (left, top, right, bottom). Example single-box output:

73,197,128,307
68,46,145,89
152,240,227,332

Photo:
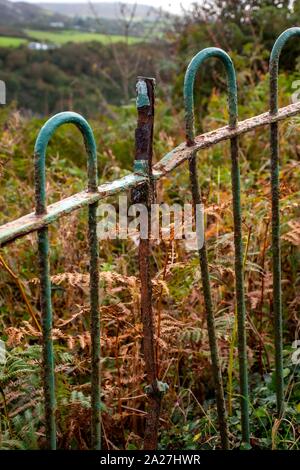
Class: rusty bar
2,101,300,249
153,100,300,176
34,111,100,449
132,76,162,450
269,27,300,417
89,199,101,449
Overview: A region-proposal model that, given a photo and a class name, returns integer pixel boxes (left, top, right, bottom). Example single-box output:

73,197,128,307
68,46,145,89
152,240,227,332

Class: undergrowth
0,71,299,449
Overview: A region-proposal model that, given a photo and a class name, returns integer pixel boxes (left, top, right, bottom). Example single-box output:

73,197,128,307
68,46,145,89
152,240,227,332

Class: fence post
132,76,162,450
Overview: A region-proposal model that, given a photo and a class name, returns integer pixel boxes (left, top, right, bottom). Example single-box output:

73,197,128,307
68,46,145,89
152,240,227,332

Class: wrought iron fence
1,27,299,450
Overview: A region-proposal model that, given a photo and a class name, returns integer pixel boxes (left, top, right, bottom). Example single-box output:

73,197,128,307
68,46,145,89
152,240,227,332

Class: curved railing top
270,27,300,114
34,111,98,215
184,47,238,145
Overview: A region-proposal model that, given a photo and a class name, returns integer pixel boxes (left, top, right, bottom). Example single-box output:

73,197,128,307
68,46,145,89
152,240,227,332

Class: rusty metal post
132,76,162,450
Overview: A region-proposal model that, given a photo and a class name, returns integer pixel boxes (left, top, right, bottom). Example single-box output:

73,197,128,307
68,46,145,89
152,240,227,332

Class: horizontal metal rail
1,100,299,247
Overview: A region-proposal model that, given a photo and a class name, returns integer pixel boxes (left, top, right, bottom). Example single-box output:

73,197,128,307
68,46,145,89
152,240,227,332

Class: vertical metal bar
34,111,99,449
132,77,161,450
269,27,300,416
36,226,56,449
87,134,100,450
188,154,229,449
184,47,249,446
230,133,249,445
89,199,100,449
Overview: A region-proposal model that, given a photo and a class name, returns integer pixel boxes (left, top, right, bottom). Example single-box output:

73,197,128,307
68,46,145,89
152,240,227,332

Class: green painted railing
269,27,300,418
184,47,247,447
34,112,100,449
0,28,298,449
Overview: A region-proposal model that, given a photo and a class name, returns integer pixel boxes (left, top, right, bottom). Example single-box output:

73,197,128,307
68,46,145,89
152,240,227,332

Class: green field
0,29,140,48
0,36,27,47
25,29,140,45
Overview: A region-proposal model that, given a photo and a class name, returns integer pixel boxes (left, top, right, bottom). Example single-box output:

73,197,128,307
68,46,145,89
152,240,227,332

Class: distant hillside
38,2,161,20
0,1,169,39
0,0,67,26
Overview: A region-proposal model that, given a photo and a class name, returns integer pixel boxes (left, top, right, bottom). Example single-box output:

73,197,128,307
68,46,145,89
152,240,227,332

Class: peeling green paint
136,79,150,108
133,159,149,176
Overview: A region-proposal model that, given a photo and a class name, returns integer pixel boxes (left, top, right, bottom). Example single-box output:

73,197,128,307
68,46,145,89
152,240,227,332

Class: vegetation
0,0,167,39
24,29,141,45
0,37,27,48
0,0,300,450
0,31,141,48
0,40,170,115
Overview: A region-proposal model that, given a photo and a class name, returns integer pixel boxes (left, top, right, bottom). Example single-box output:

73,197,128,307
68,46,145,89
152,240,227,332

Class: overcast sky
19,1,194,15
